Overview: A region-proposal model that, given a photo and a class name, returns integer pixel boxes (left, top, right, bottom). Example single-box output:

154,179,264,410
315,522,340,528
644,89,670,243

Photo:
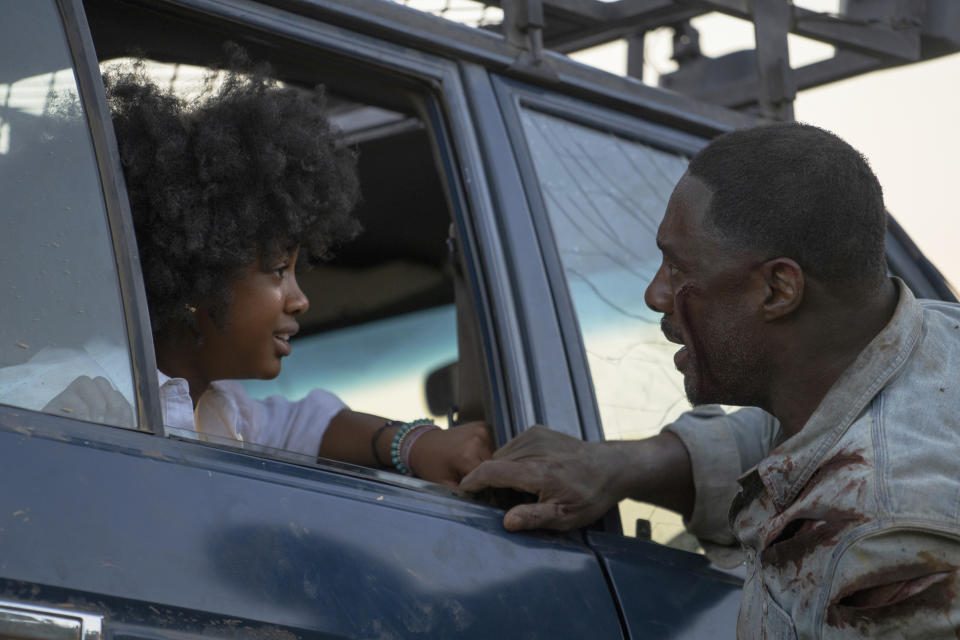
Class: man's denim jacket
666,279,960,638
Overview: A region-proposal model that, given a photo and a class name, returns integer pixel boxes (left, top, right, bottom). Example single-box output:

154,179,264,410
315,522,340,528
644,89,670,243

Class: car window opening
79,0,497,485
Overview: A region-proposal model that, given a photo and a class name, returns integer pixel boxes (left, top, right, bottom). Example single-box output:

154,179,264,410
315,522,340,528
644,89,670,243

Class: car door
0,1,628,638
483,72,753,637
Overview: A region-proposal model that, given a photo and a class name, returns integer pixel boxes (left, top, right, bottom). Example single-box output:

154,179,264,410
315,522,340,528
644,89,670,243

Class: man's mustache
660,318,684,345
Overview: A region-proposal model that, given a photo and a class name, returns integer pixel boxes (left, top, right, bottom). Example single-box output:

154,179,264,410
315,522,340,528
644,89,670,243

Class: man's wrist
595,440,647,503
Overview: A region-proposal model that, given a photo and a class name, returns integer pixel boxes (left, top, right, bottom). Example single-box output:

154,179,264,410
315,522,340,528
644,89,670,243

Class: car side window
0,1,137,429
91,29,484,472
517,107,700,549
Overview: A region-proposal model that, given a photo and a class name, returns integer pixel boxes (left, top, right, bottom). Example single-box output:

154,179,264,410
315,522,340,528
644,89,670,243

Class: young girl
92,57,492,485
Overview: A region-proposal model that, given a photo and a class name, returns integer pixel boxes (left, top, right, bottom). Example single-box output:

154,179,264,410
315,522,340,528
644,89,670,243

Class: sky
795,55,960,293
569,4,960,293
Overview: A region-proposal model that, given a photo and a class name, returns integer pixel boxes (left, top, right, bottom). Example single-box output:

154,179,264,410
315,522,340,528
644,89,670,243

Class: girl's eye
273,264,290,278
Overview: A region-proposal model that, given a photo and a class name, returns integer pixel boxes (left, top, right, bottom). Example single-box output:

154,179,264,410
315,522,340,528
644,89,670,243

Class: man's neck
766,278,899,438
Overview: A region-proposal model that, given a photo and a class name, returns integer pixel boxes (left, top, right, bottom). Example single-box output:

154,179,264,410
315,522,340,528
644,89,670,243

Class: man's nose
644,262,673,314
286,276,309,316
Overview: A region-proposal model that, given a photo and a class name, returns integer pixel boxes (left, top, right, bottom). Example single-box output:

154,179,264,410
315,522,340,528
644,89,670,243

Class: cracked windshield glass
518,108,699,549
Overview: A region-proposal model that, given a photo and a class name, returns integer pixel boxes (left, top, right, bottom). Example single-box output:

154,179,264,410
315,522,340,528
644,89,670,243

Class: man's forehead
657,173,713,248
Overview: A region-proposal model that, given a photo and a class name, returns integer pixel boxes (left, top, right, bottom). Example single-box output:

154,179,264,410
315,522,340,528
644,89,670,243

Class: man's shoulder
917,296,960,313
881,295,960,409
917,297,960,344
851,318,960,526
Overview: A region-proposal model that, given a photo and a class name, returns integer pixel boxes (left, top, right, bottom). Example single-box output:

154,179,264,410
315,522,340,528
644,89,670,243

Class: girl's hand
408,421,493,487
42,375,134,428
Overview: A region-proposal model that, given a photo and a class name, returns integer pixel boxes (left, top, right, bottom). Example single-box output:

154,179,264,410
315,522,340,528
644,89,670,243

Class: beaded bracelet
390,418,434,475
401,423,440,475
371,420,401,468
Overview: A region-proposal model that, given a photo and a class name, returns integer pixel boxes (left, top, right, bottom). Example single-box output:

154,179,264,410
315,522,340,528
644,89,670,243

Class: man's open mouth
673,345,690,370
661,320,690,370
660,319,684,345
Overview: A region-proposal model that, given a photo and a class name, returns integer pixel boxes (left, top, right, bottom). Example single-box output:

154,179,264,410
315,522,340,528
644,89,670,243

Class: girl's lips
274,335,292,356
273,325,298,357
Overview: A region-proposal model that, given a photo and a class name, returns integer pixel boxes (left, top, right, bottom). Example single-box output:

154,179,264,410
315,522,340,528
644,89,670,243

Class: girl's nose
286,276,309,316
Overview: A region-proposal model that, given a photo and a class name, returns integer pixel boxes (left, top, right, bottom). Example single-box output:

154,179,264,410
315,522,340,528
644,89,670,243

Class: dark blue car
0,1,953,638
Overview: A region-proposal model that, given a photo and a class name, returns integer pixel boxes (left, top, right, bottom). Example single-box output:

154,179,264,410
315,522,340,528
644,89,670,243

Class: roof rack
398,0,960,121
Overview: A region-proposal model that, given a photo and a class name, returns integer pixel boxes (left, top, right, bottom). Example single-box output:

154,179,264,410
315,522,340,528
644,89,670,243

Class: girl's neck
156,333,210,408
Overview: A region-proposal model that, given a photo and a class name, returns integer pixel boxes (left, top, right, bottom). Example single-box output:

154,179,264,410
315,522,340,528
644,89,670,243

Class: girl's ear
759,258,804,321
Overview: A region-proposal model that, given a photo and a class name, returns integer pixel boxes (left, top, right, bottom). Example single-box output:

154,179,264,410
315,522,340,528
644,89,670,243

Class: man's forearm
602,431,694,520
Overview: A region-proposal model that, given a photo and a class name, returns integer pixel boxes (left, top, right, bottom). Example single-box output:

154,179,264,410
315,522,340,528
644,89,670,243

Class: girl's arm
319,409,493,487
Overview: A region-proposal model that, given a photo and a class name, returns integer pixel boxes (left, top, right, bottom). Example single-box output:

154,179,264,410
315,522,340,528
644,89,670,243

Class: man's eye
667,263,681,277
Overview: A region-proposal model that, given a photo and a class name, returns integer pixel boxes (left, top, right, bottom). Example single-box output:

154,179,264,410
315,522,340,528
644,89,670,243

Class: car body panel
588,531,743,639
0,410,624,638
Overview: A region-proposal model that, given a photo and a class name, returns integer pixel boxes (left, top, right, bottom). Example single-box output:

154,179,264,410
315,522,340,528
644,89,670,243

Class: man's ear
759,258,804,321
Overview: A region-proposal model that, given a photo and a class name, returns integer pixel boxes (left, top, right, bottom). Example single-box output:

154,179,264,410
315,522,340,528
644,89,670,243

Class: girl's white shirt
0,340,344,456
157,370,345,456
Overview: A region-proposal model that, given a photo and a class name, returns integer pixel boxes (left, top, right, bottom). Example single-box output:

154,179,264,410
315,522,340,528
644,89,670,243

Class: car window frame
491,74,715,448
0,0,163,433
62,0,164,431
17,0,518,495
492,79,724,538
459,62,583,439
414,91,514,445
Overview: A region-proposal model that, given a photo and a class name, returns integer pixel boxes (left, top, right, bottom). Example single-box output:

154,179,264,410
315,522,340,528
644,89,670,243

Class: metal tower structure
405,0,960,121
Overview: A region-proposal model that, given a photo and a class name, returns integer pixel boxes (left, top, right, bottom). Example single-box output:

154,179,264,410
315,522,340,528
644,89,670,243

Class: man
461,123,960,637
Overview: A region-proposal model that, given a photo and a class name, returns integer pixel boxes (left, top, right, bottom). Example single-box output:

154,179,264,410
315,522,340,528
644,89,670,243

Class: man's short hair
687,122,887,289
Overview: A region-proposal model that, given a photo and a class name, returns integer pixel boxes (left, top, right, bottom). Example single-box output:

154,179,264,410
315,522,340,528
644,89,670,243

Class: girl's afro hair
104,49,361,337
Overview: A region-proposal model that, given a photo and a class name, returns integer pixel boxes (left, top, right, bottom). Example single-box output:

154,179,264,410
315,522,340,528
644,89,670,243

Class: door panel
0,414,624,638
588,532,741,639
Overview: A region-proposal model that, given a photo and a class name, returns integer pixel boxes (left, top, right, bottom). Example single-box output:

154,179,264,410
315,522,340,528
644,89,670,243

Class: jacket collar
754,277,923,510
